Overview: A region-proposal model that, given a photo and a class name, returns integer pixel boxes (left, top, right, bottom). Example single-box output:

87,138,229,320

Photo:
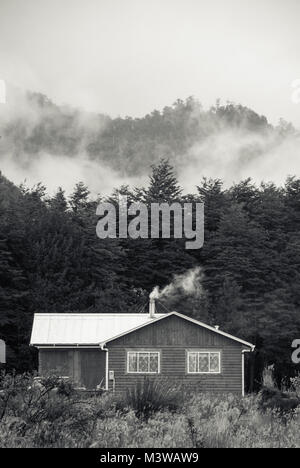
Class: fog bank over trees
0,90,299,194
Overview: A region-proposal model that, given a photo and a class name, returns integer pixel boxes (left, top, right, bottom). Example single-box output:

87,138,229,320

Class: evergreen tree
48,187,68,212
145,159,182,203
122,160,195,293
196,177,229,234
69,182,90,213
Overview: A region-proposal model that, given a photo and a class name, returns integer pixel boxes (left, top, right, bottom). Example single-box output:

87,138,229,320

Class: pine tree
48,187,68,212
69,182,90,213
196,177,229,234
145,159,182,203
122,160,195,295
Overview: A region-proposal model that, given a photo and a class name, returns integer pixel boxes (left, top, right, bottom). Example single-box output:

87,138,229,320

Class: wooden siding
107,315,244,394
80,349,106,389
39,348,106,390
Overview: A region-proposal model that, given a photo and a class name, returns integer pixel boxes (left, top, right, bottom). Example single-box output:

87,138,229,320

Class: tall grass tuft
117,377,183,419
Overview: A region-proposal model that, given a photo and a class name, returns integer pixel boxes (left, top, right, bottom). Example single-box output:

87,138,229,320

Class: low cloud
0,151,143,197
179,128,300,191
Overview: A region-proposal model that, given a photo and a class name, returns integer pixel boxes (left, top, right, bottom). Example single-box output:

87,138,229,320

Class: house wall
38,348,106,390
107,315,244,395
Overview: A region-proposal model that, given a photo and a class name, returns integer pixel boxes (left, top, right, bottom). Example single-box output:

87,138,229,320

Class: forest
1,156,300,389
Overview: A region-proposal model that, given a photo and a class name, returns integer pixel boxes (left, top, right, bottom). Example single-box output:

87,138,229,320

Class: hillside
0,90,298,190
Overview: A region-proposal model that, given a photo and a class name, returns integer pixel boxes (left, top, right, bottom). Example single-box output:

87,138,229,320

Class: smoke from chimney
149,267,202,302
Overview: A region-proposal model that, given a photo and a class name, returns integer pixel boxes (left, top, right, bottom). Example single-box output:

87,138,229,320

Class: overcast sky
0,0,300,126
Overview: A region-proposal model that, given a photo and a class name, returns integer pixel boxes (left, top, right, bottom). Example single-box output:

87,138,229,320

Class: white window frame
187,350,221,374
127,350,160,374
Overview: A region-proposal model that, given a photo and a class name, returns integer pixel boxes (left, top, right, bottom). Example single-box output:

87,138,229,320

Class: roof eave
31,343,102,348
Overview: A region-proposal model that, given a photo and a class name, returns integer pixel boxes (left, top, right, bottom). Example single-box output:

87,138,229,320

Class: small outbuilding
30,301,254,395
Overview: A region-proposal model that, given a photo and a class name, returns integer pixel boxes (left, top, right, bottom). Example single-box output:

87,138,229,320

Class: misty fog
0,87,299,196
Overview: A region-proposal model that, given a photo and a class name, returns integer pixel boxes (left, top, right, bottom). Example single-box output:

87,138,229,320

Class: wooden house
30,301,254,395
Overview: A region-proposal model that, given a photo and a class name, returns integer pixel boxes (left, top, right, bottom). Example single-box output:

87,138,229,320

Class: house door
80,349,106,390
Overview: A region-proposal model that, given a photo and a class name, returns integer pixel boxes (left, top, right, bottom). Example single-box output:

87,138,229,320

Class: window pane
149,353,159,373
210,353,220,372
128,353,137,372
138,353,149,373
188,353,198,373
198,353,209,372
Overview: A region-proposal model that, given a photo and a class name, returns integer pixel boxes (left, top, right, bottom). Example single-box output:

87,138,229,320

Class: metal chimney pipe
149,297,155,318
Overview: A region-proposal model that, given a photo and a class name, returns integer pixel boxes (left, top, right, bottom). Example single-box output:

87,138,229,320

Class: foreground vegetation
0,373,299,448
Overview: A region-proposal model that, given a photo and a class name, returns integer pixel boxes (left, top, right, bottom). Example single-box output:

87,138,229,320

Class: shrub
259,386,300,414
290,374,300,398
116,377,183,419
0,372,112,447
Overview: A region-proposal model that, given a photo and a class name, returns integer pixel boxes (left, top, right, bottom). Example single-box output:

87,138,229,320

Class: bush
0,371,108,447
116,377,183,419
259,386,300,414
290,374,300,398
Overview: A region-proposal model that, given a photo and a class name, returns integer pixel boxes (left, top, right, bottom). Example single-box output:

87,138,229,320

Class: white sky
0,0,300,126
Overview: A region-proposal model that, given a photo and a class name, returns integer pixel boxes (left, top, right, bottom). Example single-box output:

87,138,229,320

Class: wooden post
0,339,6,365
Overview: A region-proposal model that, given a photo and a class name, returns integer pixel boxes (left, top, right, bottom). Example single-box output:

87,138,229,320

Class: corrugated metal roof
30,313,165,346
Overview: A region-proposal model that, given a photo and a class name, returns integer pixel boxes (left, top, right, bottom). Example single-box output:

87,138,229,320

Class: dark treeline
0,160,300,389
